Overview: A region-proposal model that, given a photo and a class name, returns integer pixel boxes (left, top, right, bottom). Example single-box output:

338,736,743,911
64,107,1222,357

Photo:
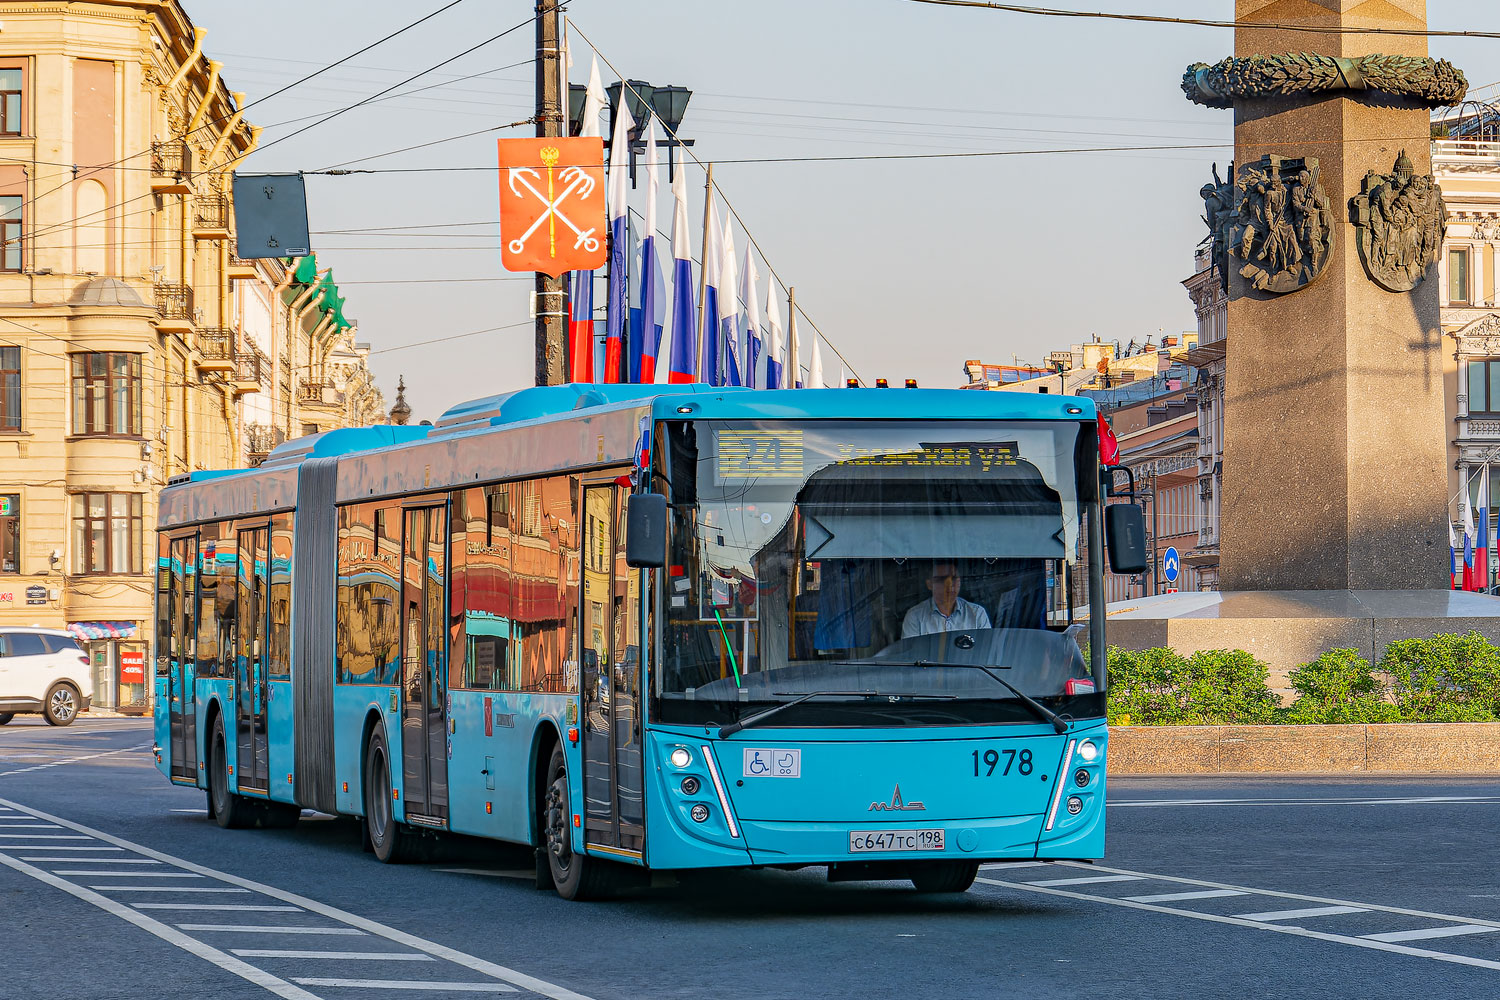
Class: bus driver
901,561,992,638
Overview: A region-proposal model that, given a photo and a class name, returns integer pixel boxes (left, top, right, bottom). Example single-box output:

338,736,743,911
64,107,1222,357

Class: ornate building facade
0,2,380,712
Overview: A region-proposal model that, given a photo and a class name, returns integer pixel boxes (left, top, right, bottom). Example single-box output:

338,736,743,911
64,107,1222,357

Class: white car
0,627,93,726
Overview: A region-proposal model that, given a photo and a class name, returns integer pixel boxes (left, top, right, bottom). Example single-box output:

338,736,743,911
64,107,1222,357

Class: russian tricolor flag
1463,492,1476,591
635,120,665,383
764,283,784,389
700,197,724,387
660,165,696,384
568,57,606,384
720,220,742,387
602,93,633,383
1478,474,1491,592
741,241,762,389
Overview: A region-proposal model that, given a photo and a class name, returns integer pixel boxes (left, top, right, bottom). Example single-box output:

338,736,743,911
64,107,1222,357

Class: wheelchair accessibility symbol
743,747,801,778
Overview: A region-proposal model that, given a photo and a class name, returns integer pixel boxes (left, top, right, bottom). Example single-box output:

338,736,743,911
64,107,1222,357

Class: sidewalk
1109,723,1500,775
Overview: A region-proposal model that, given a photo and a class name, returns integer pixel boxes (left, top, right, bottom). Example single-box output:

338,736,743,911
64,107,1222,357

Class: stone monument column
1191,0,1459,590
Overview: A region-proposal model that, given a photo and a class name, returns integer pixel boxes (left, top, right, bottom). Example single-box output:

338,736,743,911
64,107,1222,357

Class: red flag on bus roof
1098,413,1120,467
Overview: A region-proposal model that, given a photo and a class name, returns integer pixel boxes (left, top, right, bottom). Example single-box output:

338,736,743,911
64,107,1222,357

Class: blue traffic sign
1162,546,1180,583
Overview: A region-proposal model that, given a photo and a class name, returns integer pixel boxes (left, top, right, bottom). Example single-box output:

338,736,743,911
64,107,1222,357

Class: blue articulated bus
153,383,1142,900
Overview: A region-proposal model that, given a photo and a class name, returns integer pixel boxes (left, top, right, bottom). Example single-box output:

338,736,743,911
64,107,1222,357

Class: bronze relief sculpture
1349,151,1448,293
1201,156,1334,295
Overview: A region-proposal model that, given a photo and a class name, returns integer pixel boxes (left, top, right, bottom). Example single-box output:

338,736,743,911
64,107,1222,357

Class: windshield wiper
717,689,956,739
876,660,1071,734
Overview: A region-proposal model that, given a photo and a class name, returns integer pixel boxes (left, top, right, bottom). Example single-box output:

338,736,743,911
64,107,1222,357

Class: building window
71,492,143,575
0,345,18,431
71,352,142,436
1451,248,1472,305
1469,358,1500,417
0,195,19,273
0,493,17,573
0,68,20,136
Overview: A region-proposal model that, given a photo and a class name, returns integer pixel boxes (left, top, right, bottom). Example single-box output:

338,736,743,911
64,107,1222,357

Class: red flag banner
1097,412,1121,466
497,137,606,276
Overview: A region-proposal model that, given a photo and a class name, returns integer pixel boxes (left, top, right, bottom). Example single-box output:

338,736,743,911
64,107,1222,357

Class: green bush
1284,648,1400,724
1106,646,1279,725
1379,632,1500,722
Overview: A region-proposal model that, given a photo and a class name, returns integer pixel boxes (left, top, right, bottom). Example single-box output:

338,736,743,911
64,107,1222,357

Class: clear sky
181,1,1500,423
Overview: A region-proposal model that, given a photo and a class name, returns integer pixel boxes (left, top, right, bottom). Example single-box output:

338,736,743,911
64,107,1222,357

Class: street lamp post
571,79,695,184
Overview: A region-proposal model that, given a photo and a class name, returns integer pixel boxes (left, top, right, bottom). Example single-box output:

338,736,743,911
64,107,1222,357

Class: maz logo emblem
869,784,925,812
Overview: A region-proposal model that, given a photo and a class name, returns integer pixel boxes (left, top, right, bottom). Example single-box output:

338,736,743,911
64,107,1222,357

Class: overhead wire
900,0,1500,38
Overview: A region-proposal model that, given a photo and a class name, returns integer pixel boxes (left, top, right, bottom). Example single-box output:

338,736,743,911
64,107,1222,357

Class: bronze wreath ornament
1183,53,1467,109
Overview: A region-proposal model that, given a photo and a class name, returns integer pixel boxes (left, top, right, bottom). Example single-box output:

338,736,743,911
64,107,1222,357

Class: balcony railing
193,193,230,237
234,351,267,385
245,422,280,466
197,328,233,362
150,140,190,181
154,283,194,327
299,379,346,410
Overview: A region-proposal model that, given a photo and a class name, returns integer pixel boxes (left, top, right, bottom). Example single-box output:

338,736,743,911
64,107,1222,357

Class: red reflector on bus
486,802,492,814
567,726,579,744
1065,678,1096,695
573,814,581,828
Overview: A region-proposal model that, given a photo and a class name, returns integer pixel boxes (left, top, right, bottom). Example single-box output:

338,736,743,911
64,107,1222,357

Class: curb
1107,723,1500,775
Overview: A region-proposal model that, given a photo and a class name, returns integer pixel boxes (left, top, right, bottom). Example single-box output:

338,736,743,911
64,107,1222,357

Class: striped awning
68,621,137,641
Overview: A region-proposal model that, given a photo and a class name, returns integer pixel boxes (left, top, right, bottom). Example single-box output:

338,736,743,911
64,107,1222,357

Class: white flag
578,57,606,138
809,337,825,389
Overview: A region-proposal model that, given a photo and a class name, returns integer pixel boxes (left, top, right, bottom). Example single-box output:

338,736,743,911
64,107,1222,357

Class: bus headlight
690,804,710,823
670,747,692,768
681,776,700,795
1077,740,1099,763
1066,796,1084,815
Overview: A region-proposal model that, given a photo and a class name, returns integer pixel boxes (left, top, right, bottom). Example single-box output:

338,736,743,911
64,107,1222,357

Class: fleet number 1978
972,748,1033,777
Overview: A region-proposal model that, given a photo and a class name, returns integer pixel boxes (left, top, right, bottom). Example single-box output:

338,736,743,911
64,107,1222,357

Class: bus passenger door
235,526,270,793
400,506,449,825
580,484,644,855
167,535,197,781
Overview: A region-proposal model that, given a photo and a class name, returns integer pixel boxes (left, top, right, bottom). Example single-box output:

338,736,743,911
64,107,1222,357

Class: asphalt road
3,718,1500,1000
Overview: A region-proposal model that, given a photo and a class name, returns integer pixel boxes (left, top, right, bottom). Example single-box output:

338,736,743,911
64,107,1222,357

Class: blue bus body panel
331,685,398,817
447,690,573,845
268,680,296,803
153,677,169,779
645,721,1107,869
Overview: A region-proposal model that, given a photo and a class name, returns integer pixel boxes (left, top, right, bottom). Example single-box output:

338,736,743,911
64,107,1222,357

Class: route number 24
972,748,1032,777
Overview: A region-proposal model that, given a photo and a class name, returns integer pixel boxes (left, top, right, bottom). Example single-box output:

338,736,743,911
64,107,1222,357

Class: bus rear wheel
910,860,980,893
364,728,420,863
208,714,255,829
543,744,617,901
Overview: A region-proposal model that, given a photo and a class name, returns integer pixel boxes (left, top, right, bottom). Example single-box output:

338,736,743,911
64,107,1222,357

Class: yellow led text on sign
835,443,1020,471
716,429,805,480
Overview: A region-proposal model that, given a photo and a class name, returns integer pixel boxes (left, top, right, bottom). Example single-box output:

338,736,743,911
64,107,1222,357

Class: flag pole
697,162,713,384
533,0,567,385
787,285,799,389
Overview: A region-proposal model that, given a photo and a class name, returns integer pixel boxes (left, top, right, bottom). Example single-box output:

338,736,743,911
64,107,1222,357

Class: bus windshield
654,419,1104,728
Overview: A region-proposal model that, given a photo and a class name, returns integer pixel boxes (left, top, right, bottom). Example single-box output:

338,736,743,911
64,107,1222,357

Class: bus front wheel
543,744,617,900
364,728,419,863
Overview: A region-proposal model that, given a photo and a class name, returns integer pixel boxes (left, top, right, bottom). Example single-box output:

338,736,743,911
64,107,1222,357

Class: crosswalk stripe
1025,874,1144,887
1124,889,1249,903
135,904,302,912
291,979,517,993
90,886,250,893
179,924,366,935
1231,905,1368,922
234,951,435,961
1362,924,1500,943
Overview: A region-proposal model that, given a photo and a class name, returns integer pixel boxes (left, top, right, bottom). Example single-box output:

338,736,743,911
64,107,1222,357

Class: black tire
0,712,13,725
910,860,980,894
42,683,80,726
208,714,256,829
542,744,618,900
364,727,420,863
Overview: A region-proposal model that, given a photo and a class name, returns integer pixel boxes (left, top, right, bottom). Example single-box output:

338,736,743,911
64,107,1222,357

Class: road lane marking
0,834,91,839
1124,889,1249,903
0,851,318,1000
977,861,1500,973
0,822,61,828
180,924,367,935
234,951,436,961
25,857,159,863
1025,875,1144,887
1363,925,1500,943
55,870,200,877
136,904,303,912
0,795,600,1000
1234,905,1369,922
1110,795,1500,808
292,980,518,993
90,885,251,893
5,845,122,851
0,743,150,776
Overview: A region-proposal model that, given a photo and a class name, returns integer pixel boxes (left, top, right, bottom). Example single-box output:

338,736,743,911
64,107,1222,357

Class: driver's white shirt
901,597,992,639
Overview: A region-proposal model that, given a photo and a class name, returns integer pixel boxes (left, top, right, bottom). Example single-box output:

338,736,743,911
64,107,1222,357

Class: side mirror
1105,503,1148,574
624,492,667,568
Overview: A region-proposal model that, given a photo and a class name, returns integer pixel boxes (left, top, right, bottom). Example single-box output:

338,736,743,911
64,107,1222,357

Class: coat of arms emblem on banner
497,137,607,276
